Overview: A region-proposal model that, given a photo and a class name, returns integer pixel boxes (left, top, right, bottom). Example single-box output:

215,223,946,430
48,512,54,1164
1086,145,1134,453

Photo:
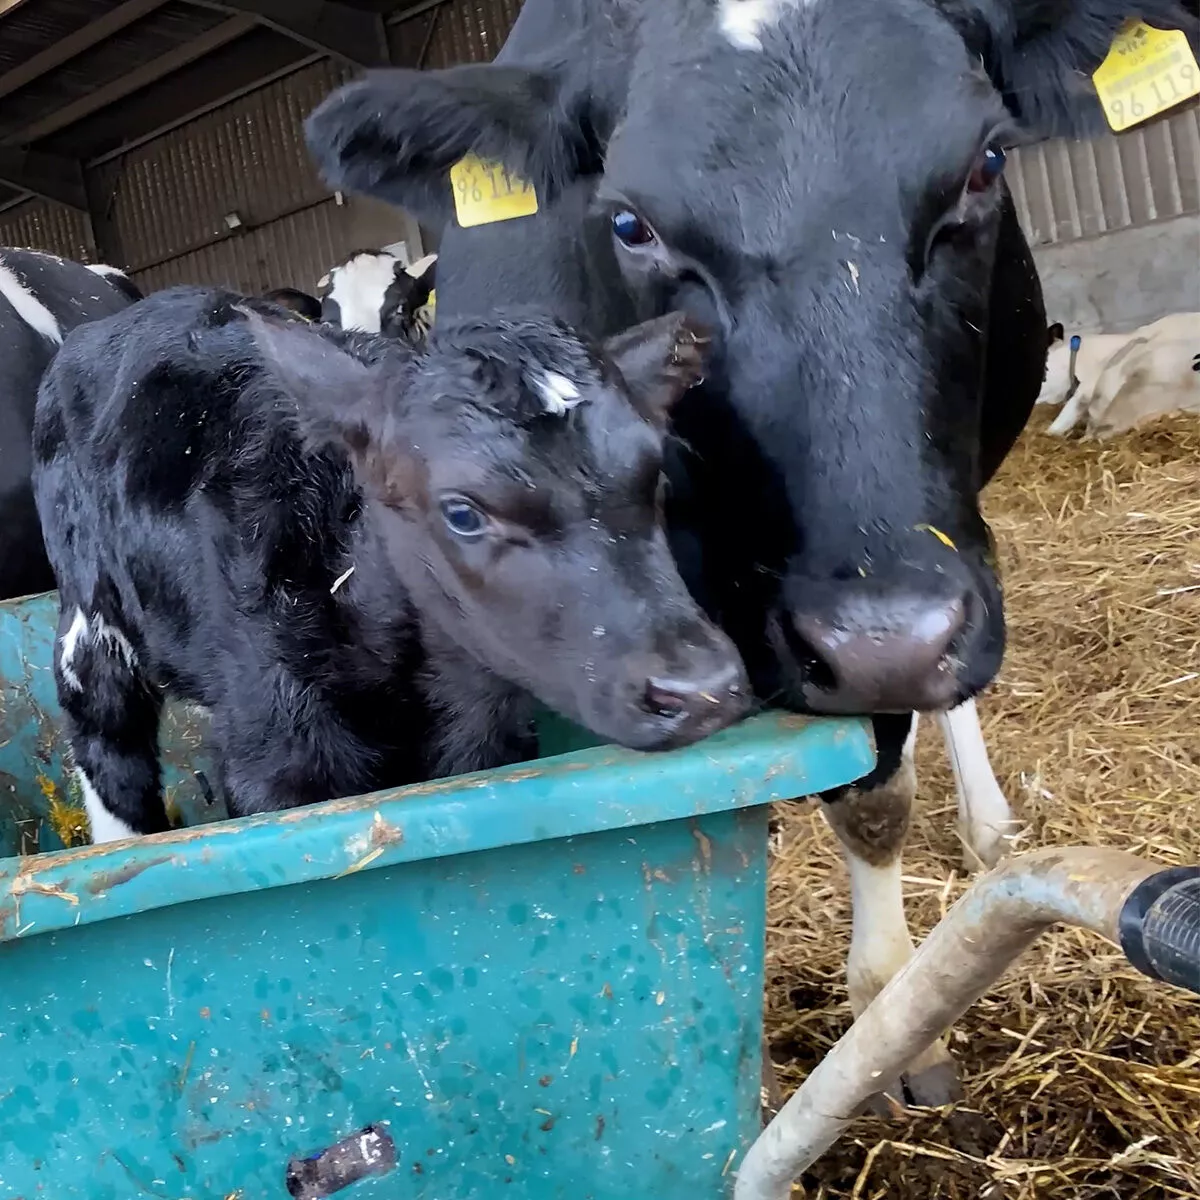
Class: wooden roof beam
186,0,389,67
9,15,256,144
0,146,86,210
0,0,169,103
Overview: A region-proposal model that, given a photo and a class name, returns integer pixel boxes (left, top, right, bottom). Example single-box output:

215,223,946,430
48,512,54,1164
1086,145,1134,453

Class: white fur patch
404,252,437,280
0,259,63,344
533,371,584,415
78,769,137,845
85,263,128,281
718,0,806,51
844,854,915,1015
937,698,1016,865
325,251,403,334
58,609,137,693
91,613,137,668
59,607,89,693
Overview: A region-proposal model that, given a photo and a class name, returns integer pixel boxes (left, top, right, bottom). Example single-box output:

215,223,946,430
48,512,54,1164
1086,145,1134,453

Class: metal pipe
735,848,1200,1200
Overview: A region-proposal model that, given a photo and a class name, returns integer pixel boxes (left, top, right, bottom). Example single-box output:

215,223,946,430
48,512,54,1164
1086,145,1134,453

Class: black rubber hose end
1118,867,1200,996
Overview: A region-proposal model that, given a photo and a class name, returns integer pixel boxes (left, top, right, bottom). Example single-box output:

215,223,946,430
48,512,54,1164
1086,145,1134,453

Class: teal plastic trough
0,592,874,1199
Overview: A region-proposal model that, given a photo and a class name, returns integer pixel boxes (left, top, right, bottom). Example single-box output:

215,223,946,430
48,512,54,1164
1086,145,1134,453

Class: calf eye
966,143,1006,194
439,498,488,539
612,209,657,247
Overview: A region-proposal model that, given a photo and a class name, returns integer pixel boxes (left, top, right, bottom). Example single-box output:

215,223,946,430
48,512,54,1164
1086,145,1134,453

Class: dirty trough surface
0,593,875,1200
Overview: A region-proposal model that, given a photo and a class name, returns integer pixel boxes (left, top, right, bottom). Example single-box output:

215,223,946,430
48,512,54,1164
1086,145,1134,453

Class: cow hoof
961,822,1019,872
863,1044,964,1114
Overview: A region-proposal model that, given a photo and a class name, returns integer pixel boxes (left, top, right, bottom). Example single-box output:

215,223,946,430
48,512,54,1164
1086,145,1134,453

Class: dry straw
765,412,1200,1199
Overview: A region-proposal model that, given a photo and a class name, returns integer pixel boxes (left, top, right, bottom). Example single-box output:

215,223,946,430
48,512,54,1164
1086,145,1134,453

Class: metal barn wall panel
1010,106,1200,245
392,0,522,68
0,196,95,261
87,59,357,280
133,194,418,295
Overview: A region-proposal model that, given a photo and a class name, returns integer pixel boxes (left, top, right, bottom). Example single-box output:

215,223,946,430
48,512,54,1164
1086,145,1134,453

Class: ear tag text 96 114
1093,20,1200,132
449,154,539,227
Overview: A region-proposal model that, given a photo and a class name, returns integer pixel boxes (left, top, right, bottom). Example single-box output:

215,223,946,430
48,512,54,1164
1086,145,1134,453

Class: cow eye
612,209,657,247
439,497,488,539
966,143,1006,194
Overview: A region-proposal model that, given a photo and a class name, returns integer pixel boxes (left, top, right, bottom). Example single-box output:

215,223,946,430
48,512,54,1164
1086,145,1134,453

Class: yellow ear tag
449,154,539,228
1093,20,1200,132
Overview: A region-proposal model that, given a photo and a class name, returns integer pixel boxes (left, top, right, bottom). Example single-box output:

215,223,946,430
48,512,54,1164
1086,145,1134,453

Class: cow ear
305,64,596,225
603,313,711,427
947,2,1198,137
243,308,410,501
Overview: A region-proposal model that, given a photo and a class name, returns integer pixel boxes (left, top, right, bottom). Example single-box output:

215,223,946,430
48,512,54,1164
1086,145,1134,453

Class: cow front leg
821,713,963,1109
937,698,1019,870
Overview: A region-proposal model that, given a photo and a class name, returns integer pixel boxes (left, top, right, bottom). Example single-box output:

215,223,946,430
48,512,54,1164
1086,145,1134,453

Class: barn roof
0,0,434,213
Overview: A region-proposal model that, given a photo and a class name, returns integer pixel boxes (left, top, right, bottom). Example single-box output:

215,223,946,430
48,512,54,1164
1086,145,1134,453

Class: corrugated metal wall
0,0,524,292
399,0,522,68
0,0,1195,283
0,197,95,261
1009,107,1200,245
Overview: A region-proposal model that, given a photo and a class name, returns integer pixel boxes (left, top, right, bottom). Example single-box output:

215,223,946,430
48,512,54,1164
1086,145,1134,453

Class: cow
0,248,143,601
1042,312,1200,436
32,287,750,844
318,248,438,342
303,0,1197,1106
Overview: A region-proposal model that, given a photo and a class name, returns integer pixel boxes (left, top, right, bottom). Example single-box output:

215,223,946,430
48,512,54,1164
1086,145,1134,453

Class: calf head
318,250,438,342
307,0,1195,715
246,308,751,749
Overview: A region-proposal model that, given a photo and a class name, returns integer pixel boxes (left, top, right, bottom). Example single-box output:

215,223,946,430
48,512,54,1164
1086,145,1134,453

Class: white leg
822,722,962,1108
77,770,137,845
844,854,916,1015
937,699,1017,869
1047,388,1087,436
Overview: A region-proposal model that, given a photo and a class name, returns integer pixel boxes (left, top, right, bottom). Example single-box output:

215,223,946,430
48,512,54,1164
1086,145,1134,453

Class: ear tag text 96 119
1093,20,1199,132
449,154,539,227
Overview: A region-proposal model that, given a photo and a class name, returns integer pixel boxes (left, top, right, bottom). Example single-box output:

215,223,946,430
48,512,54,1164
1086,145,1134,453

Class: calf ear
243,310,412,504
305,64,595,225
947,1,1197,136
603,313,711,427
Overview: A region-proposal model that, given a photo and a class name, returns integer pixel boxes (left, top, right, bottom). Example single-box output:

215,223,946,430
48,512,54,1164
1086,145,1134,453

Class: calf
0,248,141,601
318,249,437,342
33,288,749,844
304,0,1196,1105
1043,313,1200,436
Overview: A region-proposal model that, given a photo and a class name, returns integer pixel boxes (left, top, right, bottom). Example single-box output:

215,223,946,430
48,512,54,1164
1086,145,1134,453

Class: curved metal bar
736,847,1179,1200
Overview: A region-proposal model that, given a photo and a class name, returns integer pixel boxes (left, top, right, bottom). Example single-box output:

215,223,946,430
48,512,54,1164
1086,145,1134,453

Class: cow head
245,307,751,750
318,249,438,342
306,0,1195,714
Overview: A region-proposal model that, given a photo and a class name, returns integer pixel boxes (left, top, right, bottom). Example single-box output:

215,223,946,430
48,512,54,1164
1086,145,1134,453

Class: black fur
303,0,1192,730
261,286,322,321
33,288,747,835
0,248,140,600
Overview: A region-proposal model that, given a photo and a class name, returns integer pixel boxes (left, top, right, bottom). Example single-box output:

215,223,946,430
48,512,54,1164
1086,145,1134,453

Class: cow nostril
643,678,692,719
784,596,969,712
779,615,838,693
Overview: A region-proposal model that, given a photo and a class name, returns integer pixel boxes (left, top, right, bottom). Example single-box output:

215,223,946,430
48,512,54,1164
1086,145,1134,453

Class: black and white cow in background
305,0,1198,1105
33,288,749,842
0,248,143,601
318,248,438,342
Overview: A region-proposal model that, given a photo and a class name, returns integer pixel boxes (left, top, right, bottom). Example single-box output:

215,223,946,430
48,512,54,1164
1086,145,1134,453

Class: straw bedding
765,411,1200,1199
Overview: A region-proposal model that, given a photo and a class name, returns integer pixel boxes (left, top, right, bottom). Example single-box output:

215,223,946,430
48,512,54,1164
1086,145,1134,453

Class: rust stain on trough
86,855,172,895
